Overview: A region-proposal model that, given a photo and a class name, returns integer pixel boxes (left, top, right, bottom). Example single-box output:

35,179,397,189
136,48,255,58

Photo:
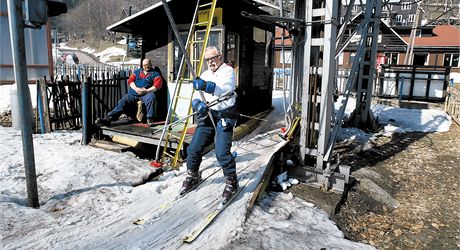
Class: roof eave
106,0,169,32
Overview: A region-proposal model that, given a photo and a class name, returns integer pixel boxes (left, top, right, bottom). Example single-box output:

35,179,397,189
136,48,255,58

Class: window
383,4,393,11
338,52,344,65
396,15,402,23
173,32,190,80
172,29,222,80
195,29,222,71
281,50,292,64
226,32,240,85
384,52,399,65
444,53,459,67
413,53,428,66
408,14,415,23
350,52,356,64
401,2,411,10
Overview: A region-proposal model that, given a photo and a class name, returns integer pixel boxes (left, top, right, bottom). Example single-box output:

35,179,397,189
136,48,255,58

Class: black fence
47,80,83,130
39,65,131,132
88,71,129,123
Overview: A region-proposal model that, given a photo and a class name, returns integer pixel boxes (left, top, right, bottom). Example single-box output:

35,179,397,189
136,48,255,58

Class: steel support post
7,0,39,208
299,0,338,170
346,0,381,130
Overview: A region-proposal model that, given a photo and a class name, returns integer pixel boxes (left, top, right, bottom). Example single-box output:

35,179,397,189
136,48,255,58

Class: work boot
147,118,155,127
179,170,201,195
222,173,238,202
95,116,112,126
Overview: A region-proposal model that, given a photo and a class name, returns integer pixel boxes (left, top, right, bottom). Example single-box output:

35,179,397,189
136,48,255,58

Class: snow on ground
334,95,451,143
94,47,127,63
0,84,37,113
229,192,372,249
109,58,141,67
0,90,452,249
57,42,139,66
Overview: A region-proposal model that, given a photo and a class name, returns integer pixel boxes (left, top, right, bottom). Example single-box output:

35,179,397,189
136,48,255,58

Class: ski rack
152,0,219,169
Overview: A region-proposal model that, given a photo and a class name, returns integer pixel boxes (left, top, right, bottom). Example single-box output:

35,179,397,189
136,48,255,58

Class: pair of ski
132,167,220,225
181,185,243,243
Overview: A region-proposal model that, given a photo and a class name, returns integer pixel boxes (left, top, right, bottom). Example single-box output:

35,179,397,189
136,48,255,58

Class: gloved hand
193,77,216,94
191,99,209,118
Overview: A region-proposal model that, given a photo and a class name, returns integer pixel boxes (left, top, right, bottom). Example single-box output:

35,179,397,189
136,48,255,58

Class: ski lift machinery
247,0,382,193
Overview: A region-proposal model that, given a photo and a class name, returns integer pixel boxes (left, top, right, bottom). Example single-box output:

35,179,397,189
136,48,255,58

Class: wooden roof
107,0,269,39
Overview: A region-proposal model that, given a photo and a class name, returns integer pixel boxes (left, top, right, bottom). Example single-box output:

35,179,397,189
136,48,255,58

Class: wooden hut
107,0,276,118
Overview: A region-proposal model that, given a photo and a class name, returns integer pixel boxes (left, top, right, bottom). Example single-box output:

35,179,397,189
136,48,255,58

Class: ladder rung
169,133,181,140
199,2,213,8
163,151,174,158
169,115,186,122
195,21,208,26
176,95,192,101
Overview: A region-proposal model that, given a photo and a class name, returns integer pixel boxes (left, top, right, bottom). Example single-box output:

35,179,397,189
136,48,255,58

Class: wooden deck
100,119,195,149
99,109,272,152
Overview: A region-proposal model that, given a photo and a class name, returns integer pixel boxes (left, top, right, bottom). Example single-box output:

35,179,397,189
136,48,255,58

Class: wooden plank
90,140,132,152
39,79,51,132
245,144,286,218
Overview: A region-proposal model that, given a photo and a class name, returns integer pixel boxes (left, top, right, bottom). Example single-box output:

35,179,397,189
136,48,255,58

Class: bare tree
56,0,159,46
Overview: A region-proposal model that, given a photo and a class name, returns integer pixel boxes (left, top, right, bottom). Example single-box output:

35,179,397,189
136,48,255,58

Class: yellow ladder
158,0,218,169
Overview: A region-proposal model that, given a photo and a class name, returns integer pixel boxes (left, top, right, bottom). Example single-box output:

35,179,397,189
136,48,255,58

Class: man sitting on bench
96,58,163,127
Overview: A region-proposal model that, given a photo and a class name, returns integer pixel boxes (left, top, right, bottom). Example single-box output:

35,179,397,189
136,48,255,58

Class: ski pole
239,113,268,122
150,91,236,135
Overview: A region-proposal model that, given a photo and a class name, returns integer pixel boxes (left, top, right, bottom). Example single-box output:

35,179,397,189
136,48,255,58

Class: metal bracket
298,164,351,193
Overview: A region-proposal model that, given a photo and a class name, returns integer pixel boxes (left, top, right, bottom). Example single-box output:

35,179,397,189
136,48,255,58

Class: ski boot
221,173,238,205
179,170,201,196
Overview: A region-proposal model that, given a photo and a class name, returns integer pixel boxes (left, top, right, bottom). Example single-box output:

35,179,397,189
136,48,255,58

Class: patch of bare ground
0,111,12,127
333,123,460,249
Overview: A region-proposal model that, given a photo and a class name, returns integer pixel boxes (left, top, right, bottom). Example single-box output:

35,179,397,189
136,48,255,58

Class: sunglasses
204,55,221,63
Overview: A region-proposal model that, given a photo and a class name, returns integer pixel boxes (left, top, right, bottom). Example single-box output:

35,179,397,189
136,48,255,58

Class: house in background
341,0,459,27
273,27,292,89
0,0,53,84
340,0,418,27
336,18,408,93
337,19,459,101
401,25,460,89
399,25,460,70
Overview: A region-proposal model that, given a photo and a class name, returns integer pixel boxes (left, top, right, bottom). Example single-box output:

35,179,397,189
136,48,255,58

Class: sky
0,85,452,249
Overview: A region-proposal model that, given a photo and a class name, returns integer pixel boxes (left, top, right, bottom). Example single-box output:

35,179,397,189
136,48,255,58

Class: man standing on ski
180,46,239,203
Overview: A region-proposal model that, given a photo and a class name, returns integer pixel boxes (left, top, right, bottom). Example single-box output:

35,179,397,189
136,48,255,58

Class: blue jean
107,92,157,120
186,115,237,177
